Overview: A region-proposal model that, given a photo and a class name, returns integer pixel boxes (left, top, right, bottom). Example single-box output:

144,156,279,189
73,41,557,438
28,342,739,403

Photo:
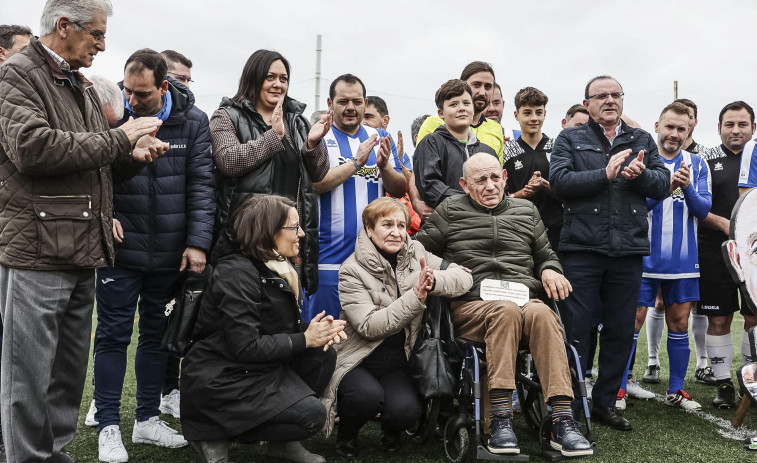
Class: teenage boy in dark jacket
90,48,214,462
413,79,498,209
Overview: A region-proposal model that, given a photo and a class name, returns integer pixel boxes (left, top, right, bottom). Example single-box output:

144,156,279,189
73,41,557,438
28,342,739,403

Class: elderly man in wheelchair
415,153,592,457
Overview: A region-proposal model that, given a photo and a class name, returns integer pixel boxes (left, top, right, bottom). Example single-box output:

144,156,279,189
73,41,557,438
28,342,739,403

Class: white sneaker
132,417,187,448
98,425,128,463
585,377,595,399
627,379,655,399
86,399,99,427
664,389,702,411
159,389,180,419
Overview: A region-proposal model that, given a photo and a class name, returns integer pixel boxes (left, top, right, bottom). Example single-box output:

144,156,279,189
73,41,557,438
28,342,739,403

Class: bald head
460,153,506,208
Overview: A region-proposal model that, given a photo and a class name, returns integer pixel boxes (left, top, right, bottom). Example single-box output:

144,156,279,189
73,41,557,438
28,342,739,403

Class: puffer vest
214,97,319,295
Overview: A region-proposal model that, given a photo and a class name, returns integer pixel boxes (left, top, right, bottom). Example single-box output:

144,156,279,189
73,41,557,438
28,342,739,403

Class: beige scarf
264,255,300,300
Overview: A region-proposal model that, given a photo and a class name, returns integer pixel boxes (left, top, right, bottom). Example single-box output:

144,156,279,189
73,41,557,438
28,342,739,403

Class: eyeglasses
72,21,106,43
282,223,301,233
587,92,624,101
168,72,194,84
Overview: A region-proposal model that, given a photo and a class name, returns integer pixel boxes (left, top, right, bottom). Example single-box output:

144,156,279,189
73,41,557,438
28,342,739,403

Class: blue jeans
93,267,179,431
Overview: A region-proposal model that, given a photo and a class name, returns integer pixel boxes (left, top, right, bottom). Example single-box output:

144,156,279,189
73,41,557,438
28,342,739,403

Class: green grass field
65,313,757,462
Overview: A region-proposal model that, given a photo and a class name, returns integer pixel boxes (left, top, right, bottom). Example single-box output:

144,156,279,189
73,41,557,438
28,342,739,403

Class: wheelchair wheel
444,417,470,463
516,380,547,432
405,397,441,444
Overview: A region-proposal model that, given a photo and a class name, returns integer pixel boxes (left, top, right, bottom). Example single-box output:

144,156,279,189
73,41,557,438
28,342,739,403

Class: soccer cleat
615,388,627,411
85,399,99,427
159,389,181,419
98,425,128,463
585,377,595,399
712,382,735,409
488,414,519,454
642,365,660,384
695,367,717,386
132,417,187,448
550,417,593,457
627,379,656,399
665,390,702,411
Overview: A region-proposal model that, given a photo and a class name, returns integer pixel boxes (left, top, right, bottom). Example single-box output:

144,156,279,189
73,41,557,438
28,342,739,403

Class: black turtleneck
375,242,399,270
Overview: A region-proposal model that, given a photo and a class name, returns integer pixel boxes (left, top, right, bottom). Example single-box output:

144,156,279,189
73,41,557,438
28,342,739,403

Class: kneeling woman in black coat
181,195,346,463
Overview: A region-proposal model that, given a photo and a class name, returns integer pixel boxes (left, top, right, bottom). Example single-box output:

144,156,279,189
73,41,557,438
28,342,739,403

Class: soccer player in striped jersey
635,102,712,411
304,74,407,321
644,98,714,388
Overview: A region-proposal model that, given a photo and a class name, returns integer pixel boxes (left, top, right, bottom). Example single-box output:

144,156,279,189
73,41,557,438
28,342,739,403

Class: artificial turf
65,313,756,462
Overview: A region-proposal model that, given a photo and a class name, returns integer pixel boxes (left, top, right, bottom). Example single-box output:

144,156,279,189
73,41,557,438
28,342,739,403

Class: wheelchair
407,295,597,462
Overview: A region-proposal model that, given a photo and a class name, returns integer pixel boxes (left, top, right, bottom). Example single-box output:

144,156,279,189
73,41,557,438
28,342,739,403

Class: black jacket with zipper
413,125,498,208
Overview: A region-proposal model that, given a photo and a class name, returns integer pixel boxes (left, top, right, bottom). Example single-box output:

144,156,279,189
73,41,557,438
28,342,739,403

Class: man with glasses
0,1,166,461
161,49,193,88
550,75,670,431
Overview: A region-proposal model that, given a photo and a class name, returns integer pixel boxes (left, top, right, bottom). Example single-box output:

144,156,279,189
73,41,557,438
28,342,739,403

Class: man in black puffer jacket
90,49,214,459
550,75,669,432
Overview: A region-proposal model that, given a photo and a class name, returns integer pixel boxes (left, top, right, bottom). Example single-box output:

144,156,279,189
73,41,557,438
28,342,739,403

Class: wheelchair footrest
475,443,530,461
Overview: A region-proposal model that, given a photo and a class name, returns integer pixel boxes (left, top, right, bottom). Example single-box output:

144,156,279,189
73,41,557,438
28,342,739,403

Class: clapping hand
304,311,347,351
621,151,646,180
606,149,632,181
671,163,691,191
307,110,333,149
413,256,435,303
354,133,378,168
376,136,391,169
271,97,285,139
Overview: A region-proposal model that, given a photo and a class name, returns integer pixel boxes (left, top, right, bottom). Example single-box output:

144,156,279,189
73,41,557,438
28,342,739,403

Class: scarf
264,255,300,300
123,88,172,122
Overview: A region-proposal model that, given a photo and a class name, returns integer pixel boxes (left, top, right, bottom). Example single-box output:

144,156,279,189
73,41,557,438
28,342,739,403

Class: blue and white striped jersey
738,138,757,188
643,150,712,279
317,124,405,268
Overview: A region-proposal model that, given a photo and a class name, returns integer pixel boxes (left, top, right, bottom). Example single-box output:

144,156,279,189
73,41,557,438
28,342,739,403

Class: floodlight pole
674,80,678,100
315,35,322,111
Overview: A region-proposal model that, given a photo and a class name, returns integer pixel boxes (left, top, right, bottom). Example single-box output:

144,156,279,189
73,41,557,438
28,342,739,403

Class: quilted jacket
320,228,473,436
0,38,133,269
415,194,562,301
113,79,215,272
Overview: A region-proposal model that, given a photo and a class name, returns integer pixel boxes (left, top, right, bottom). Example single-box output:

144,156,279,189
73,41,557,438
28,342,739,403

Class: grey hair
90,75,123,120
0,25,33,49
309,110,327,126
40,0,113,36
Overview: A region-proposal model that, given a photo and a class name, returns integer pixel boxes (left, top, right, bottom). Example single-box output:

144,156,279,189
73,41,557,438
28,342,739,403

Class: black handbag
410,260,457,399
161,266,212,356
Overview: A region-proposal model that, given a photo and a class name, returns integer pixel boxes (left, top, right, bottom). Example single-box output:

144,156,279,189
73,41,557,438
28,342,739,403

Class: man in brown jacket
416,153,591,458
0,1,166,461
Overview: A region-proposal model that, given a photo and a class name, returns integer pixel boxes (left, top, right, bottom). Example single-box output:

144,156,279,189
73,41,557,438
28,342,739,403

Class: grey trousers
0,266,95,463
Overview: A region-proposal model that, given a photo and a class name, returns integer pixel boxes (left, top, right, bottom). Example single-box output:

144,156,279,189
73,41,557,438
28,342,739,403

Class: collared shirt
602,121,622,144
41,44,72,72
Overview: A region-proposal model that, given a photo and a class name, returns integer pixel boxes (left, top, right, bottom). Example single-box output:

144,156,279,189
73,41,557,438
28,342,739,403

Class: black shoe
696,367,717,386
642,365,660,384
336,438,359,458
550,417,593,457
487,414,519,454
380,433,400,452
713,381,735,409
590,405,632,431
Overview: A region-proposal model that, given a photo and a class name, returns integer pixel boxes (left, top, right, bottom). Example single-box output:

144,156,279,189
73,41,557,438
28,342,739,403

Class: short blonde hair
362,197,410,230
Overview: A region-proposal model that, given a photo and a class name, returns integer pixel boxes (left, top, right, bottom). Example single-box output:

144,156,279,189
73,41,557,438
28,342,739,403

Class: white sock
742,331,754,364
707,334,733,380
691,313,709,369
646,307,665,367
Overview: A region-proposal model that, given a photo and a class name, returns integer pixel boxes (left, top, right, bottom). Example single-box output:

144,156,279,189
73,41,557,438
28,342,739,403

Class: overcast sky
3,0,754,153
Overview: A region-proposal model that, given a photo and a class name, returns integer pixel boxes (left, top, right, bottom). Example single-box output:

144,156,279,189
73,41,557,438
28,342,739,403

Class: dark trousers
236,347,336,443
162,354,181,395
559,252,642,408
337,366,421,441
93,267,179,431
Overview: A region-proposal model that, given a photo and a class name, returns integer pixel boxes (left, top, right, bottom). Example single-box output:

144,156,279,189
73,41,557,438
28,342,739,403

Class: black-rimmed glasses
282,223,301,233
